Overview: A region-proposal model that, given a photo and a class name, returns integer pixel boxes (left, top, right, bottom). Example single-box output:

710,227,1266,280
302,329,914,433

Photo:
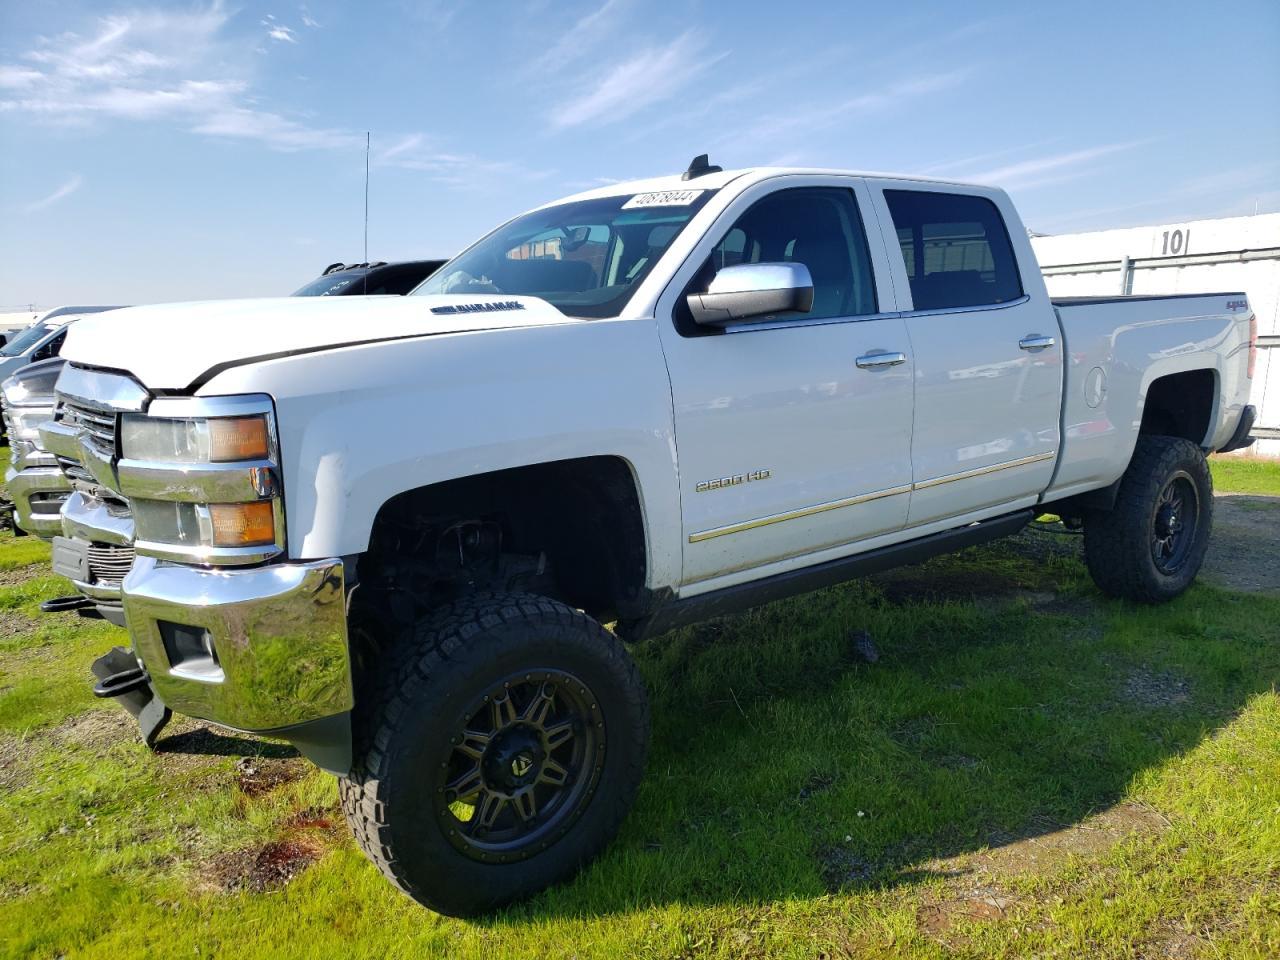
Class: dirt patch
49,709,136,755
1134,921,1207,960
924,801,1168,881
287,806,341,832
234,756,306,797
1121,668,1192,709
0,732,29,791
0,563,45,587
917,884,1019,944
0,608,39,639
202,838,322,893
1201,494,1280,594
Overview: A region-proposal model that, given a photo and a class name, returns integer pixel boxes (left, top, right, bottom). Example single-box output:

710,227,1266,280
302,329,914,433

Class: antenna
363,132,371,295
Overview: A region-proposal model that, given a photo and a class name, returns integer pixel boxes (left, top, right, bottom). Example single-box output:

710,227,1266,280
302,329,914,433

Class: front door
658,183,915,587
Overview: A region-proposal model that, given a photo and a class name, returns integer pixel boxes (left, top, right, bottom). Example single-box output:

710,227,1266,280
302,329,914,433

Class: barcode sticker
621,190,704,209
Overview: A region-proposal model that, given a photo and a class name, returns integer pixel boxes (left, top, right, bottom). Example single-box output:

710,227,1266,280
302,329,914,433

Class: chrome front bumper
5,464,71,539
121,556,354,771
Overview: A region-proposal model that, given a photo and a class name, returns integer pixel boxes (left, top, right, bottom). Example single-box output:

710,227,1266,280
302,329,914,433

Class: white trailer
1033,214,1280,456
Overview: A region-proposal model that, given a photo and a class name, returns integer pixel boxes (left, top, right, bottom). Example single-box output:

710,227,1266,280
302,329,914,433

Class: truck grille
87,543,135,586
59,398,117,458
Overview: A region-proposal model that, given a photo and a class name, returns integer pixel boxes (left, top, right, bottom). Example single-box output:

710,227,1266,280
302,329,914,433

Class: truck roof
546,164,989,208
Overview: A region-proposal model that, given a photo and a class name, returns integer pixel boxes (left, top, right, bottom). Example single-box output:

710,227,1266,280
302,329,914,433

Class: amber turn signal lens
210,501,275,547
208,416,271,462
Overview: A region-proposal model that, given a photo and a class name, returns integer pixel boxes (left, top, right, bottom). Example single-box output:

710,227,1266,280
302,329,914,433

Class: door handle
1019,335,1056,350
855,351,907,369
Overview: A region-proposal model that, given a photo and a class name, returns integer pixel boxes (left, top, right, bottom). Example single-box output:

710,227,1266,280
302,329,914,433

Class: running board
622,509,1034,642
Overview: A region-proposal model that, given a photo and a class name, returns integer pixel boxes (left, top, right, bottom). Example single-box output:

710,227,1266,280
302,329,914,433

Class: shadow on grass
488,530,1280,922
155,726,299,760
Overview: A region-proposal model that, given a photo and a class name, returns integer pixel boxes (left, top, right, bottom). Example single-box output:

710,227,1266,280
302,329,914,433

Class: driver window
705,188,877,322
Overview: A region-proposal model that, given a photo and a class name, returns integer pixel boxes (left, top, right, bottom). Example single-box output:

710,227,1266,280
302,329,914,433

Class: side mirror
687,262,814,326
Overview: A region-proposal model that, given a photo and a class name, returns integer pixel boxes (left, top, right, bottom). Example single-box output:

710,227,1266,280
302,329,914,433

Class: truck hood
59,294,582,390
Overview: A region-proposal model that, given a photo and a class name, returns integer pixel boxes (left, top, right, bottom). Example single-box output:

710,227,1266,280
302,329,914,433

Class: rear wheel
1082,435,1213,602
339,593,649,916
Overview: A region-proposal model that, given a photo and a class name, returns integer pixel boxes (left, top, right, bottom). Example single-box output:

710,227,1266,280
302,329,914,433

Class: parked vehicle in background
0,310,41,346
0,306,127,384
292,260,447,297
0,263,448,615
40,158,1256,915
2,358,68,539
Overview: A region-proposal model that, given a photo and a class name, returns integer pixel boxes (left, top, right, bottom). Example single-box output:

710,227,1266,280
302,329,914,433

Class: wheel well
357,456,648,625
1141,370,1215,445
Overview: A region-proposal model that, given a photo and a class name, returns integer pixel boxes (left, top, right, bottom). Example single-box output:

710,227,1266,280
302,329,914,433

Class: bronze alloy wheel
435,670,605,862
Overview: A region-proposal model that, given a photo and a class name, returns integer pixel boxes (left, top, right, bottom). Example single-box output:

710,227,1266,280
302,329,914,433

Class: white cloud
964,142,1146,189
0,4,354,152
550,30,723,129
25,174,83,213
263,22,298,44
192,106,361,151
722,71,970,153
0,65,43,89
0,3,513,170
374,133,550,188
532,0,627,73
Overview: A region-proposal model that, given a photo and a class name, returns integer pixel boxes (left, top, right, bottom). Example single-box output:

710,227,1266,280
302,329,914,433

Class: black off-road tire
339,593,649,916
1083,435,1213,603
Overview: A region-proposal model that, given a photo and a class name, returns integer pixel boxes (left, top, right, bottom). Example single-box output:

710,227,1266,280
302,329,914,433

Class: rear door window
884,190,1023,310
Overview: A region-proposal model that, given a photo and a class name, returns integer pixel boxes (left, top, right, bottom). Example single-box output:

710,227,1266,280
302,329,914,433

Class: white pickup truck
41,158,1257,915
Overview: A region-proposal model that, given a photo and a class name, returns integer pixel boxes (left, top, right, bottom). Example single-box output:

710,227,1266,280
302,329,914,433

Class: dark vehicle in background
0,258,450,618
292,260,447,297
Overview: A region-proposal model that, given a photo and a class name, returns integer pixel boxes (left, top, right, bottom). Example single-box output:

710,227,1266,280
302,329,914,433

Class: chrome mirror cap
687,262,814,326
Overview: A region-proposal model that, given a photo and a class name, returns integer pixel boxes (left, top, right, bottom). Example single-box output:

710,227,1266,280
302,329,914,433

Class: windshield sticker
621,190,704,209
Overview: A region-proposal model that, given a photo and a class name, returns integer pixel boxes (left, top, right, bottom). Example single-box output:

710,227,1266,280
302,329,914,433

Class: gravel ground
1201,494,1280,595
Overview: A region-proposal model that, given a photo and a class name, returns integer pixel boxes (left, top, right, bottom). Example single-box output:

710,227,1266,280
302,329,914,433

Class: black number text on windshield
416,190,715,319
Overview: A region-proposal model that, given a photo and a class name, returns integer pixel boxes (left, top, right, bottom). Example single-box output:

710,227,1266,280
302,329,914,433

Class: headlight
120,414,271,463
116,396,284,565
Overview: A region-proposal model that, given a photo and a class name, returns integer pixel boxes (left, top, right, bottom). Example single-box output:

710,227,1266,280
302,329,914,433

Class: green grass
1210,455,1280,496
1,463,1279,958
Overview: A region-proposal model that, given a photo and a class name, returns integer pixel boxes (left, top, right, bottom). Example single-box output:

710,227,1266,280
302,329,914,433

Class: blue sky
1,0,1277,307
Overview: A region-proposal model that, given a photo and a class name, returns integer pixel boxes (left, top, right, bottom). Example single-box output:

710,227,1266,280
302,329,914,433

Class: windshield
1,323,53,356
415,190,716,318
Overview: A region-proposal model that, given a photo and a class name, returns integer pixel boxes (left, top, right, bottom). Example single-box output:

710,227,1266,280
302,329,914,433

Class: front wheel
339,593,649,916
1083,435,1214,603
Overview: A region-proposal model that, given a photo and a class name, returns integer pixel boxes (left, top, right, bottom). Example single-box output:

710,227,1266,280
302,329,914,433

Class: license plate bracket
51,535,90,582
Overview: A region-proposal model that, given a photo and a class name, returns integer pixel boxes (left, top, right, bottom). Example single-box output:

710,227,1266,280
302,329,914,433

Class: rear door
656,179,915,587
866,182,1062,526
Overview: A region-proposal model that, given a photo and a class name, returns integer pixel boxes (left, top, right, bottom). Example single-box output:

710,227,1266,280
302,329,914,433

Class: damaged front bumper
94,555,355,773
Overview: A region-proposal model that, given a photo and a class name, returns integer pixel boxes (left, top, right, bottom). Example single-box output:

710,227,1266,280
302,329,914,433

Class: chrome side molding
688,451,1057,542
